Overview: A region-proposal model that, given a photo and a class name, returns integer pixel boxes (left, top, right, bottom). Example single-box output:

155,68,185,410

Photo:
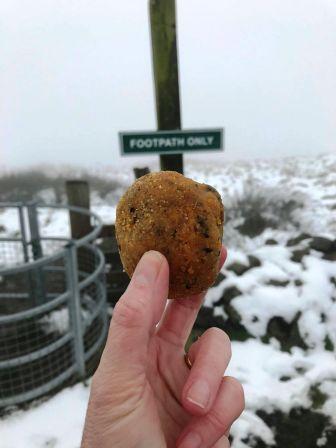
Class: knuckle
113,296,147,328
132,276,150,293
206,408,228,433
158,323,185,349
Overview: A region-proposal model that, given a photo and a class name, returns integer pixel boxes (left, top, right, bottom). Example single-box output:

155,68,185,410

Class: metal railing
0,202,107,407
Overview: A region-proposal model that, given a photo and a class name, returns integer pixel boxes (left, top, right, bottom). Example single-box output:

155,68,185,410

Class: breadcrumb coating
116,171,224,299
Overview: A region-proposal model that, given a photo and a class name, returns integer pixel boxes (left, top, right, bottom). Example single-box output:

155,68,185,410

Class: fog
1,0,335,169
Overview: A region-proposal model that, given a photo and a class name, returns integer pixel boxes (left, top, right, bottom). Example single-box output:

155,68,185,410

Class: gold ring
184,352,193,370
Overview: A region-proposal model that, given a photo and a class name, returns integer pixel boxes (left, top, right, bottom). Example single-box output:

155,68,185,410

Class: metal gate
0,203,107,407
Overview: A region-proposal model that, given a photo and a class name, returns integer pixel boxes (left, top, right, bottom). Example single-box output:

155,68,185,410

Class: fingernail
186,379,210,409
179,431,202,448
132,251,164,288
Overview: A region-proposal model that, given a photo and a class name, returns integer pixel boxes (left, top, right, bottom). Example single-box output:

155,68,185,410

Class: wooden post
149,0,183,174
27,202,45,305
66,180,91,240
133,167,150,179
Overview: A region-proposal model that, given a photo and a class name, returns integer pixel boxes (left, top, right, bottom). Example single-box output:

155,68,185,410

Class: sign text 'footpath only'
119,129,224,155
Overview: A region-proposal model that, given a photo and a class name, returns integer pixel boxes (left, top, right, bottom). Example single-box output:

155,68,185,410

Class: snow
0,153,336,446
1,341,334,448
0,208,20,237
231,411,275,448
0,383,89,448
206,247,336,350
38,209,70,239
187,153,336,243
91,204,116,225
228,340,336,446
39,309,70,335
234,286,301,336
2,342,334,448
35,189,57,204
39,298,95,335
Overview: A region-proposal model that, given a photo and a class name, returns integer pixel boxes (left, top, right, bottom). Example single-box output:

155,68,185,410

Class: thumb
99,251,169,376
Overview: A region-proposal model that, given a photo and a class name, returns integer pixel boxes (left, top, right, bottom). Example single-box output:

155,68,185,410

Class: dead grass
0,170,121,203
225,184,307,237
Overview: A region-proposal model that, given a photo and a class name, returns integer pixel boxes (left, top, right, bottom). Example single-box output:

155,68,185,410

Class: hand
81,248,244,448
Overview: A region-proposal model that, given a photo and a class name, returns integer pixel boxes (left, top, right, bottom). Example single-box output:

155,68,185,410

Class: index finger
156,246,227,348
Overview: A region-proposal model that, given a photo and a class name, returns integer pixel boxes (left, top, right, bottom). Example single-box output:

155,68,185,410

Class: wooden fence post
65,180,91,239
133,167,150,179
149,0,183,174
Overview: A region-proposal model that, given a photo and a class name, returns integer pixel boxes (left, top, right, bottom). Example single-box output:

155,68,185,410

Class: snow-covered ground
0,383,89,448
0,153,335,447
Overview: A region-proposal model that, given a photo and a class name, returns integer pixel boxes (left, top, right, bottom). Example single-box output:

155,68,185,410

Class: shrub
224,182,307,238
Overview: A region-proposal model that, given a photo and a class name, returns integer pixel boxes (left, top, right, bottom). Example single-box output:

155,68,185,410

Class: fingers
156,291,206,348
182,328,232,415
219,245,227,268
100,251,169,374
156,246,227,348
212,435,230,448
177,377,244,448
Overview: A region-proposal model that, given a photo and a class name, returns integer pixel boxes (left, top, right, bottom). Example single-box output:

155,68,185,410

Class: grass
225,183,307,237
0,170,121,203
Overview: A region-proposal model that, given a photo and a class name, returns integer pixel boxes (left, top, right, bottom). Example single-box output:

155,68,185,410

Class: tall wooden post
66,180,91,240
66,180,92,274
149,0,183,174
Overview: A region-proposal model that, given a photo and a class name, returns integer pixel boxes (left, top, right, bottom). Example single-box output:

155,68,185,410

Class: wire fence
0,202,107,407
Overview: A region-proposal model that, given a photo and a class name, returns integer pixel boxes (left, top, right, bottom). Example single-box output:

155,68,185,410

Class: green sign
119,129,224,155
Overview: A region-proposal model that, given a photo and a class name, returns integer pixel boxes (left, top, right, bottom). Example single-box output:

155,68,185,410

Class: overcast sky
1,0,335,169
